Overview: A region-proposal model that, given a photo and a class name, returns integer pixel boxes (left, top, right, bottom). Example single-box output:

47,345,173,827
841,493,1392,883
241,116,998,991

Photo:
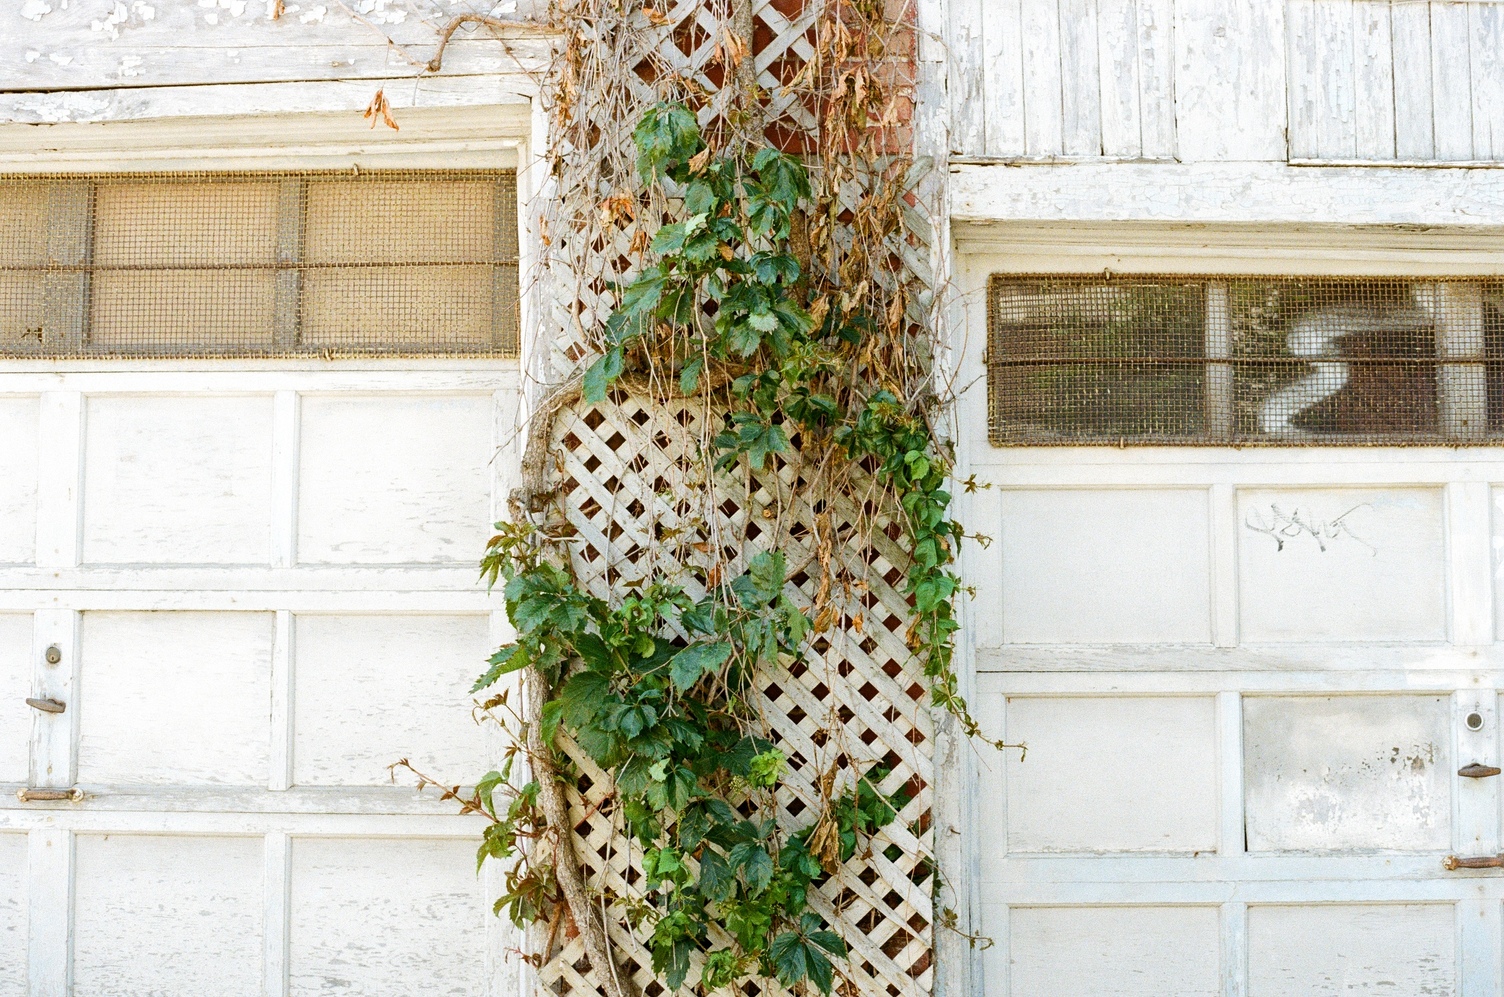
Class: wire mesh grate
0,170,520,359
989,275,1504,445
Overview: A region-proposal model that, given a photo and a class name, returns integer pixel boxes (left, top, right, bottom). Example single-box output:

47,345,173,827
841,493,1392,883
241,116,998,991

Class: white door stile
1209,482,1240,649
33,391,82,571
26,827,72,997
271,390,300,570
270,610,294,794
263,830,291,997
1219,900,1248,997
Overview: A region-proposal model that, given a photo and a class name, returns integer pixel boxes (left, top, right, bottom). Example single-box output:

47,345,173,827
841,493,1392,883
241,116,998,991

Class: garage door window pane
0,171,519,357
990,275,1498,445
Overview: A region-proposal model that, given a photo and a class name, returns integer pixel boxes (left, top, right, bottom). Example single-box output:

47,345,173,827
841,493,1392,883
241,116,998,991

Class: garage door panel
82,394,274,565
78,612,273,786
73,834,263,997
994,696,1219,854
1247,903,1456,997
0,614,32,784
998,489,1212,644
1244,695,1451,852
0,396,37,565
1005,905,1221,997
297,395,491,565
289,836,487,996
0,834,26,997
293,614,493,786
1238,488,1447,642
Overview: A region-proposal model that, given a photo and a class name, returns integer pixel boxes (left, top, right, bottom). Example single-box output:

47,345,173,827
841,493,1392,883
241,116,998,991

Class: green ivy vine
466,103,989,995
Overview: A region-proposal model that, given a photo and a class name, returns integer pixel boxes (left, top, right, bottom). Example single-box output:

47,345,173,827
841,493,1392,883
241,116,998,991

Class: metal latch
1460,763,1501,778
15,787,83,803
24,697,64,714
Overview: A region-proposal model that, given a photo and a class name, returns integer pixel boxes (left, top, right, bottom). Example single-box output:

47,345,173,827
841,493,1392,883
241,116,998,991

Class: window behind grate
0,171,519,358
989,276,1504,445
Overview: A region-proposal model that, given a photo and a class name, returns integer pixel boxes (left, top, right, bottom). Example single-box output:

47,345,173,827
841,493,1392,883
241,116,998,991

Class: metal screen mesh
0,170,519,358
990,276,1504,445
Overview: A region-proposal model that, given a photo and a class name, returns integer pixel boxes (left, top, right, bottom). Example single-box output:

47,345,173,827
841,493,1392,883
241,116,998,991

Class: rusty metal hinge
15,787,83,803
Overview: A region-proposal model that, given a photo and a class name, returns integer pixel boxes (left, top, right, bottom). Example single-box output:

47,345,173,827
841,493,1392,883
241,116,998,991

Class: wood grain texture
1009,905,1221,997
1173,0,1287,161
296,393,491,565
72,834,264,997
288,836,487,997
1058,0,1103,156
1021,0,1065,156
980,0,1025,157
0,833,24,997
1248,904,1456,997
1096,0,1143,158
292,613,493,786
77,611,274,786
0,614,32,785
81,394,275,565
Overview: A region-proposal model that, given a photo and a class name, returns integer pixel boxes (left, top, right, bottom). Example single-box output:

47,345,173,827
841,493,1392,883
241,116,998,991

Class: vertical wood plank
1022,0,1066,156
269,610,294,793
948,0,986,155
1059,0,1104,156
1173,0,1288,161
1454,690,1499,855
270,390,299,568
484,610,521,997
1216,690,1245,854
1469,1,1504,161
1352,0,1397,160
1136,0,1178,158
965,484,1004,650
1317,0,1357,159
1446,481,1494,645
1096,0,1144,157
1210,483,1240,648
1285,0,1322,158
33,392,82,570
1220,901,1248,997
27,828,72,997
1459,894,1503,997
1392,0,1436,159
1431,0,1474,160
263,831,290,997
29,610,78,791
982,0,1027,156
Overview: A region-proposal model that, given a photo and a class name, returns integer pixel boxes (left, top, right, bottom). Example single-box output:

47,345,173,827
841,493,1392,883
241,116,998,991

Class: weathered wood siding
948,0,1504,164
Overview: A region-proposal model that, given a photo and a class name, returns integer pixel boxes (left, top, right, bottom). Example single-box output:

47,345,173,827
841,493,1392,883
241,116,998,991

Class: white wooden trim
1216,691,1245,859
0,104,530,172
1220,901,1248,997
0,810,486,836
271,391,300,569
0,365,519,391
269,611,294,794
29,610,78,790
26,827,72,997
262,831,291,997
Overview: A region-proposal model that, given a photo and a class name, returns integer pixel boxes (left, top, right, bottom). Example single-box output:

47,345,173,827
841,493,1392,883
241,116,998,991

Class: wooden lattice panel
536,390,934,997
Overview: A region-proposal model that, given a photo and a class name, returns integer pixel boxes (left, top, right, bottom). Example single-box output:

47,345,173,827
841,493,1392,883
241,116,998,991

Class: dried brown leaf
363,88,399,131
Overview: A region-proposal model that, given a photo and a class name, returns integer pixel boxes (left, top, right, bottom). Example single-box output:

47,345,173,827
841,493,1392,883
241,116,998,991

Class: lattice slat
538,391,934,997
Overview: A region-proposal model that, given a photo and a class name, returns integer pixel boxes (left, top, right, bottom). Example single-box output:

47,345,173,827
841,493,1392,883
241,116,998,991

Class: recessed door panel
1244,695,1451,852
998,489,1212,644
1247,904,1456,997
991,696,1219,854
1007,905,1221,997
73,834,264,997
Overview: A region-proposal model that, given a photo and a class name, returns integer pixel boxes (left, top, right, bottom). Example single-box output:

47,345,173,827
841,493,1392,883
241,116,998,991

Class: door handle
24,697,64,714
1460,763,1501,778
15,787,83,803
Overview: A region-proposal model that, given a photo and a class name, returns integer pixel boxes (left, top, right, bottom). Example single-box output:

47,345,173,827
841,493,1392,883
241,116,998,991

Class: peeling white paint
24,51,40,63
20,0,53,21
48,52,74,66
299,4,326,23
204,11,218,23
118,55,144,77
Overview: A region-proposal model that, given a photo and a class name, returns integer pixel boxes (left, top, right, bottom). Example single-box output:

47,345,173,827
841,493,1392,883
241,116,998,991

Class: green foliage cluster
470,103,976,995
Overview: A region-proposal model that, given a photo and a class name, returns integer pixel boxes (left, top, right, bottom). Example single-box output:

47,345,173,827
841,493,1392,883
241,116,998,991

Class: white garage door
0,173,518,995
973,276,1504,997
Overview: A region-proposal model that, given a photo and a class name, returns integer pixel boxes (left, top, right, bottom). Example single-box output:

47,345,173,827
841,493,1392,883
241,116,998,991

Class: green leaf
729,842,774,892
679,354,704,395
582,348,624,404
472,643,528,692
697,847,735,901
748,308,778,332
475,769,505,816
634,102,702,180
668,640,733,691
